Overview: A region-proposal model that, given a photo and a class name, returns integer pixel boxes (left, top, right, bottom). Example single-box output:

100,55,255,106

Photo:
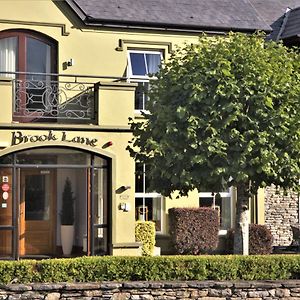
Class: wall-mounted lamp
121,185,131,191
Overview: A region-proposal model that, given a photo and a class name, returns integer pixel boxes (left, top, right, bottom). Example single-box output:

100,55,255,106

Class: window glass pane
93,227,108,255
0,168,13,225
0,36,17,77
25,174,50,220
0,154,13,165
135,197,162,231
199,195,231,229
16,148,90,165
93,168,108,225
130,53,147,76
0,230,12,258
134,82,149,110
94,156,108,168
135,163,144,193
26,37,51,79
146,53,161,74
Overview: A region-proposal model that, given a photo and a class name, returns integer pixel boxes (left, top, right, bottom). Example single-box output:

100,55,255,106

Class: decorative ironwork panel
13,79,96,123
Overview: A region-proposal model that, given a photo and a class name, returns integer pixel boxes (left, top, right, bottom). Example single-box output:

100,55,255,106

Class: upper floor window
127,50,162,111
0,30,57,78
135,163,163,232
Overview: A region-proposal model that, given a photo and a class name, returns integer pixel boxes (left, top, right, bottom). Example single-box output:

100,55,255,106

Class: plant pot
61,225,74,256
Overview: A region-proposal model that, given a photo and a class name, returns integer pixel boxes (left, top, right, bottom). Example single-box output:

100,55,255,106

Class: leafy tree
128,32,300,254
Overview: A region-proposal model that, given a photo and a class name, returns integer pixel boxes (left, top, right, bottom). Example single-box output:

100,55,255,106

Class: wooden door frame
19,168,56,256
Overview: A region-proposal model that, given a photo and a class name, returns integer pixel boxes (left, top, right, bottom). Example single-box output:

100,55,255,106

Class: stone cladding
1,280,300,299
264,185,299,246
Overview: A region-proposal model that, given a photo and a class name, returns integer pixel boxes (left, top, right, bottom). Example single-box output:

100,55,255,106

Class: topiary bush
135,221,156,256
169,207,219,254
226,224,273,254
249,224,273,254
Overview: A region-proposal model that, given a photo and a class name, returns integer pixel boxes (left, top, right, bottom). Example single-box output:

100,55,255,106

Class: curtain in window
0,37,17,78
146,54,161,74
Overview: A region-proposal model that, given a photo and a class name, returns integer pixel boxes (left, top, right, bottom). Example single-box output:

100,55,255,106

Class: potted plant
60,177,75,256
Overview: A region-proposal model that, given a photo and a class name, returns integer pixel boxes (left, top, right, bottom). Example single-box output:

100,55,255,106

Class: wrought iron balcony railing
0,72,125,124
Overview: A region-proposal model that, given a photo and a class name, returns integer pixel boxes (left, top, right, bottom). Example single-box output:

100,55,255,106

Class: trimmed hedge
249,224,273,254
169,207,219,254
227,224,273,254
135,221,156,256
0,255,299,283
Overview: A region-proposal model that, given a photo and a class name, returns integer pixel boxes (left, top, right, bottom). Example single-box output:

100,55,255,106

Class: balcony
0,72,135,126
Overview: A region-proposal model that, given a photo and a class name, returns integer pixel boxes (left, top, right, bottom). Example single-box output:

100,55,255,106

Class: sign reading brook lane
11,131,98,147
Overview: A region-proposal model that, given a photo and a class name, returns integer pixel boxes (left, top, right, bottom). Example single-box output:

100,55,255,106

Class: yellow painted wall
0,1,266,255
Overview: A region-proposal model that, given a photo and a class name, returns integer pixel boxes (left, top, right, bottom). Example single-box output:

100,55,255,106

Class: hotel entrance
0,147,111,259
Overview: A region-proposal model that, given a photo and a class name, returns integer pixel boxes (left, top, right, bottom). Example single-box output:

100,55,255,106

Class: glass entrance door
0,148,110,259
19,169,55,256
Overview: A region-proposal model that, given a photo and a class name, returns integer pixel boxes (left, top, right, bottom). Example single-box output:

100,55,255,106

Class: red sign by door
1,183,9,192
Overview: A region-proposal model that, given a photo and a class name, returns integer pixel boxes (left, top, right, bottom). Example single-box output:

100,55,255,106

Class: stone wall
1,280,300,299
265,185,299,246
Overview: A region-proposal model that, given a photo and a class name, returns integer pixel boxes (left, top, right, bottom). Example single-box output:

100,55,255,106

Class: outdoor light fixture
121,185,131,191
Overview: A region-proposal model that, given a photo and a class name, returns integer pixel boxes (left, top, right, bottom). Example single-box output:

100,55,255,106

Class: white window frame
135,163,163,233
199,188,233,235
127,50,163,113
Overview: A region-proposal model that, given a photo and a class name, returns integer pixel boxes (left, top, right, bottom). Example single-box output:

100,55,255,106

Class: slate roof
249,0,300,40
65,0,300,38
67,0,271,32
280,6,300,39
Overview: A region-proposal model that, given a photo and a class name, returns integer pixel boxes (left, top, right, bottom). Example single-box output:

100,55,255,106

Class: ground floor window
135,163,163,232
0,147,110,259
199,189,232,230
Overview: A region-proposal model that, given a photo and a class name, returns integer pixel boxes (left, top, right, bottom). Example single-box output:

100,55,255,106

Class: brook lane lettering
61,132,97,147
11,131,57,145
11,131,98,147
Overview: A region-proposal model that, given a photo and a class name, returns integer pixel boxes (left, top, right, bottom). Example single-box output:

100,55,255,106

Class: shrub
169,207,219,254
135,221,156,256
249,224,273,254
226,224,273,254
0,255,299,283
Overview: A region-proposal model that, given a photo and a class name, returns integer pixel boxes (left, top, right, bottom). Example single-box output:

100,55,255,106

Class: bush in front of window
169,207,219,254
135,221,156,256
226,224,273,254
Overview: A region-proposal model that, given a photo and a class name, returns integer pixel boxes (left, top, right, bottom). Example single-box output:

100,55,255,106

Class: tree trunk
233,182,250,255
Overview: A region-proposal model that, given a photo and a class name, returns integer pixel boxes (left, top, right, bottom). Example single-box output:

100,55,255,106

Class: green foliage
135,221,156,256
0,255,300,283
169,207,219,254
127,32,300,197
61,177,75,225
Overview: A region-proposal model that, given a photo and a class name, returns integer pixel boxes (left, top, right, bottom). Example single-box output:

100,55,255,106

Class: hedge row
0,255,300,283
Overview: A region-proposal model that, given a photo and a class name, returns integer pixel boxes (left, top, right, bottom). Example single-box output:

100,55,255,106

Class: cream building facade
0,0,297,259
